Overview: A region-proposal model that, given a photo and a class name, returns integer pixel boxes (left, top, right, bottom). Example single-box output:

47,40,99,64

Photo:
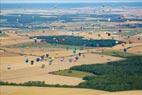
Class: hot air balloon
129,41,132,44
78,53,82,56
82,54,85,58
49,57,54,65
69,58,73,63
36,58,40,62
60,57,64,62
108,18,111,22
98,34,101,37
45,54,49,58
118,29,122,33
7,65,11,70
138,38,140,40
115,41,119,44
31,60,34,65
41,55,45,61
25,59,29,63
107,33,111,36
123,48,127,53
128,36,130,39
75,56,79,60
41,64,45,69
73,48,77,54
16,18,19,23
122,43,125,47
101,48,104,57
53,37,56,40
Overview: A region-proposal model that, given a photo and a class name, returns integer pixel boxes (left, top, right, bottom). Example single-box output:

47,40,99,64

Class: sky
1,0,142,3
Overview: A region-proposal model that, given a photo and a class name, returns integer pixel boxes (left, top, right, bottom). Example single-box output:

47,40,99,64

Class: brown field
0,30,142,95
0,86,142,95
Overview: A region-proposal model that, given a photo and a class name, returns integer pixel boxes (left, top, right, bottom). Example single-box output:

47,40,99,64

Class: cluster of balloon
24,53,50,66
68,52,83,63
106,32,111,37
102,5,105,12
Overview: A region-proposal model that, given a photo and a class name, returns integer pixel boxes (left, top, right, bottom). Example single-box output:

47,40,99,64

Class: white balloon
115,41,119,44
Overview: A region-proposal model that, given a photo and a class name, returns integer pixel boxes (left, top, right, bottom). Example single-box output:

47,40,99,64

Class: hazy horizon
1,0,142,3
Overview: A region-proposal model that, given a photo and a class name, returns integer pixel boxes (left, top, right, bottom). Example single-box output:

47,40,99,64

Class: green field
70,56,142,91
5,42,82,50
50,69,94,78
102,28,142,36
96,50,136,58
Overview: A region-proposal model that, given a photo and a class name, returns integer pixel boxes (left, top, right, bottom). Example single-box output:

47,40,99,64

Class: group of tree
70,56,142,91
